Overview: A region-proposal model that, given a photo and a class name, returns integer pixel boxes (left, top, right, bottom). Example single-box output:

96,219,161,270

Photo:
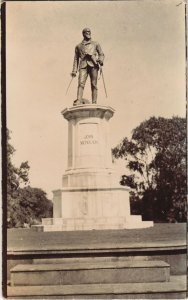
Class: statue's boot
73,86,84,106
92,89,97,104
77,86,84,102
73,99,79,106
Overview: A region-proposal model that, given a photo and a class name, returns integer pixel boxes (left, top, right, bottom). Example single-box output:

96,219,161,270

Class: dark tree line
112,116,186,223
7,129,53,228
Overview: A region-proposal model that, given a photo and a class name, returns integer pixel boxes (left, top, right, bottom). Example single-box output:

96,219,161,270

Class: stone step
7,275,186,299
32,216,153,232
10,260,170,286
32,256,150,265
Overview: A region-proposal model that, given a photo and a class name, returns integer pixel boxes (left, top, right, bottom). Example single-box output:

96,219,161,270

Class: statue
71,28,104,105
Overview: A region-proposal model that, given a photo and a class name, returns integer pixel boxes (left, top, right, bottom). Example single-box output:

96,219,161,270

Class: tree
7,129,30,227
7,129,30,195
112,116,186,222
7,186,53,228
7,129,53,228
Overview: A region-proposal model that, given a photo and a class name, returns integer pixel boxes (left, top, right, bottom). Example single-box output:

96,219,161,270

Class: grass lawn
7,223,186,253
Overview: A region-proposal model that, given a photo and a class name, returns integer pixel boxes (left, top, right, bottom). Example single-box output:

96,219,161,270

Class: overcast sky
6,0,186,198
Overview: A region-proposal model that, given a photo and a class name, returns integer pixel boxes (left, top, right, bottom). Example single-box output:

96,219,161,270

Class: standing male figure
71,28,104,104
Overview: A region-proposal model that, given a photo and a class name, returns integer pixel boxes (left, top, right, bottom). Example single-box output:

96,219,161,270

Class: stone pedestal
40,104,153,231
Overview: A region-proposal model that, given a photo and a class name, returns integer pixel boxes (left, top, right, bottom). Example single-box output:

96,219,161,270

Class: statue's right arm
72,46,79,75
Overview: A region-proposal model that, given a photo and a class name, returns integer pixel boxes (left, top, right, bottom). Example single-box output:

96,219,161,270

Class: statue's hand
98,60,103,66
71,72,77,77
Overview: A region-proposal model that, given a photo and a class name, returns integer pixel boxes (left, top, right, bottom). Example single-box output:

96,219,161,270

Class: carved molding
62,105,115,121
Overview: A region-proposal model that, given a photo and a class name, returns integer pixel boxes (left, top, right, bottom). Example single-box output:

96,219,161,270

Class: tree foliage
7,129,30,197
7,129,53,228
7,186,53,228
112,116,186,222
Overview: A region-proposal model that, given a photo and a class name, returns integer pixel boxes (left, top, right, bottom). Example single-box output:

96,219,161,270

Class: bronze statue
71,28,104,105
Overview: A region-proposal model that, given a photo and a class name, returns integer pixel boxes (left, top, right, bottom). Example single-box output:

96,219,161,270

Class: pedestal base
33,186,153,232
35,216,153,232
35,104,153,232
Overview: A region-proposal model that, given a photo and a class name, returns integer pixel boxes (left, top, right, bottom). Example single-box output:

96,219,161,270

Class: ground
7,223,186,253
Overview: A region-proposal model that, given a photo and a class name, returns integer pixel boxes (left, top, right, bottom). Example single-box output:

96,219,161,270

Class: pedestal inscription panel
77,121,100,168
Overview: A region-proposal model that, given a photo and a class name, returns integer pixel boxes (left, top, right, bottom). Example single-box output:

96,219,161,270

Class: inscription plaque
79,123,99,156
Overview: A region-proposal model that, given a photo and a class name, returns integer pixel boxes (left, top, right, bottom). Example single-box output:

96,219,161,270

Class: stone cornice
62,104,115,121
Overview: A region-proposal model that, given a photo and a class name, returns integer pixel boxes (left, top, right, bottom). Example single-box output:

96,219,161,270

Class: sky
6,0,186,198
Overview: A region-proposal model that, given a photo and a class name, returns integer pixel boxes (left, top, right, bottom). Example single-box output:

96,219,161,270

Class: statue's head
82,28,91,40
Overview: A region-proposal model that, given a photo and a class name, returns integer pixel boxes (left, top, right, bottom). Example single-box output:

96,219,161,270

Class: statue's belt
82,54,98,64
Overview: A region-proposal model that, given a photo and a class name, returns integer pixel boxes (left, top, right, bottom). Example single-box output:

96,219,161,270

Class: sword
65,76,74,95
100,67,108,98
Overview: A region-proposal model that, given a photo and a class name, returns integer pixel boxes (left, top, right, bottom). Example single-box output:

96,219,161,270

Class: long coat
72,39,104,73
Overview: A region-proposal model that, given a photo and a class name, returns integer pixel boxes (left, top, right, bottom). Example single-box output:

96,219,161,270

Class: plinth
41,104,153,231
